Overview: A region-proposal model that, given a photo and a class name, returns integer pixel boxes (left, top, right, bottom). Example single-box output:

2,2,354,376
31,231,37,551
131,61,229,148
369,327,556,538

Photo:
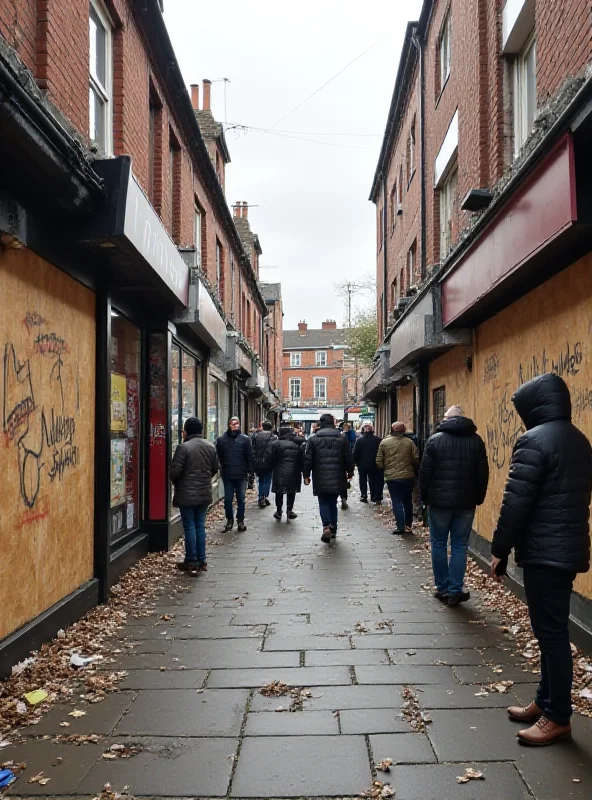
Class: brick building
0,0,281,672
259,282,284,421
363,0,592,634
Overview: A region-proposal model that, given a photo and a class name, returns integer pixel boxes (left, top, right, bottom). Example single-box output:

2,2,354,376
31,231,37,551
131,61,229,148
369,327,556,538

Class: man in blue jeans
376,422,419,534
216,416,254,532
170,417,219,573
419,405,489,606
251,421,277,508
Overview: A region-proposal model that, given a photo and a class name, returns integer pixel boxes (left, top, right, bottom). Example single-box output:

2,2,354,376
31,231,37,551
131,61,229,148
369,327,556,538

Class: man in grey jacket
170,417,219,572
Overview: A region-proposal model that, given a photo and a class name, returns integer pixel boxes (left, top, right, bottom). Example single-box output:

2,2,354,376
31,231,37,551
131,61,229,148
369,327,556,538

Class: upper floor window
314,377,327,401
377,204,384,252
389,184,397,232
289,378,301,400
315,351,327,367
513,33,536,157
89,0,112,153
438,9,452,94
290,352,301,367
439,164,458,261
194,202,202,268
407,117,416,184
407,240,417,291
215,239,224,302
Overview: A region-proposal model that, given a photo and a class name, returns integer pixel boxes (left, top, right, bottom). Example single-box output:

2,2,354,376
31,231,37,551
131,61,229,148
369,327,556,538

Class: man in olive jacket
491,374,592,747
170,417,219,572
376,421,420,535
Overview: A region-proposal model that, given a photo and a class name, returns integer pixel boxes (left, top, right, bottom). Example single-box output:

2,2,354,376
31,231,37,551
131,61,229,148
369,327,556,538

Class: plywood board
397,383,416,433
0,248,95,639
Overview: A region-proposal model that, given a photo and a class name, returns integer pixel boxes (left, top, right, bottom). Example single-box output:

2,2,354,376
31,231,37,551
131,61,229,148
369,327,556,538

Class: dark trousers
318,493,338,528
523,566,576,726
223,477,246,522
359,468,383,501
386,478,414,531
257,472,272,501
276,491,295,512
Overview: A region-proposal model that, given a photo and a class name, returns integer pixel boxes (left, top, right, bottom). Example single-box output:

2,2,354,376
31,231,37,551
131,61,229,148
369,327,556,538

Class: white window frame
439,10,452,91
513,33,537,157
314,377,327,401
290,352,301,367
315,350,327,367
407,244,415,290
89,0,113,154
194,204,202,268
216,239,222,292
289,378,301,400
407,118,416,184
439,165,458,261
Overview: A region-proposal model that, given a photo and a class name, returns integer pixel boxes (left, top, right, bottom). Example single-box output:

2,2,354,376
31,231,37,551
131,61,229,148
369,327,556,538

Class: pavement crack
349,666,358,685
226,688,253,798
299,650,306,667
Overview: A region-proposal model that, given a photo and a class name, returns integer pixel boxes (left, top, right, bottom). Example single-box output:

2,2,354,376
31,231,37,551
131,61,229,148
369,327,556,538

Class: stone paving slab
369,733,437,764
415,684,522,708
263,635,351,651
206,666,352,688
230,735,372,797
352,633,490,649
22,691,137,736
338,708,409,734
453,665,541,684
390,763,531,799
244,710,339,735
427,708,527,761
250,684,406,712
355,665,457,684
119,669,207,690
305,649,390,666
77,737,238,797
115,689,249,737
388,647,513,666
2,739,101,796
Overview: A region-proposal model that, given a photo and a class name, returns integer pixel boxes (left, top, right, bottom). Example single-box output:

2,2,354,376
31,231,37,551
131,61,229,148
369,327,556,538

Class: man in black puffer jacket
303,413,354,543
353,423,383,503
216,416,254,532
491,373,592,747
264,426,306,521
252,421,277,508
170,417,219,572
420,406,489,606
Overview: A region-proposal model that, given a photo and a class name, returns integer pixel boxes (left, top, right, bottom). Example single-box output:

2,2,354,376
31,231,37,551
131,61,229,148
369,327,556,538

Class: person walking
303,413,354,543
170,417,219,572
252,420,277,508
216,416,254,532
353,423,383,503
264,426,306,521
419,405,489,605
490,374,592,746
376,421,419,535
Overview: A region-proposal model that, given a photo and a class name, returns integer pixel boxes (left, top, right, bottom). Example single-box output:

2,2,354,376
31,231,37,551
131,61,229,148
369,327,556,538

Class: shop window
208,375,229,444
433,386,446,431
110,312,141,542
171,344,201,459
89,0,112,154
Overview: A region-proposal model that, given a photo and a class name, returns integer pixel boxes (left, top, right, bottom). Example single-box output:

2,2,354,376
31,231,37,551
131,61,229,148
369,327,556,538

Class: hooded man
216,416,254,532
377,421,420,534
419,406,489,606
252,420,277,508
303,413,354,543
353,423,383,503
170,417,219,572
491,374,592,747
264,426,306,521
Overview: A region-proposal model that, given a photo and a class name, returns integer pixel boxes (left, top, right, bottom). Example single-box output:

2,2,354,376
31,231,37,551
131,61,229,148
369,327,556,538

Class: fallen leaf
68,709,86,718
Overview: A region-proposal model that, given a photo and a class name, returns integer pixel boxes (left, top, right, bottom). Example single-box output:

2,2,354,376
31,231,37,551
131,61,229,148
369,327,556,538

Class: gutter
132,0,267,317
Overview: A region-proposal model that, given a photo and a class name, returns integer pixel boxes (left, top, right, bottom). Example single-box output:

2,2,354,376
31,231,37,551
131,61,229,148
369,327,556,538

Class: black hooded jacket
492,373,592,573
216,428,254,480
419,416,489,509
252,430,277,474
353,431,382,470
303,423,354,496
264,427,305,494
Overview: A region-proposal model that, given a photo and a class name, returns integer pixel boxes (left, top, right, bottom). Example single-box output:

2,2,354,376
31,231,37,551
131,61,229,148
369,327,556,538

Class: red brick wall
283,348,345,405
536,0,591,102
0,0,36,73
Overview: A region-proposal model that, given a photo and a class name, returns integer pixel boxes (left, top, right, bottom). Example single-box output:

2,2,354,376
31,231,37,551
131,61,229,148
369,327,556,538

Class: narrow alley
2,489,591,800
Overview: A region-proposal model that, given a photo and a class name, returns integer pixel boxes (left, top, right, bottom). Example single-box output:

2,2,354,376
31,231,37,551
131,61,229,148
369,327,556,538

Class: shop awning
226,334,253,377
174,279,227,353
361,348,391,401
389,287,470,371
76,157,190,310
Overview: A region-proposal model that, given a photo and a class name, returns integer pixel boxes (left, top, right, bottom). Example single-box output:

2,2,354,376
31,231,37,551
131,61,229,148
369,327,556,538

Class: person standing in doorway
264,426,306,521
353,423,383,503
303,413,354,543
376,421,419,534
490,374,592,746
170,417,219,572
420,405,489,605
216,416,254,532
252,420,277,508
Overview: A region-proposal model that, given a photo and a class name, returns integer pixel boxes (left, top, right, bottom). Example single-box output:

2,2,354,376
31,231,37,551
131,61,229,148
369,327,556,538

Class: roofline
132,0,267,316
369,1,435,202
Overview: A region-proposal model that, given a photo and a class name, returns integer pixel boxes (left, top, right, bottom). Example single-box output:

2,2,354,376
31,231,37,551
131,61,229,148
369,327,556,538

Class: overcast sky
164,0,423,330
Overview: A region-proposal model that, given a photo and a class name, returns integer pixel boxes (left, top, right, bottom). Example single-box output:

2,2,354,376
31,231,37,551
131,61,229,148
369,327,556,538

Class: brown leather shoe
507,701,543,723
517,716,571,746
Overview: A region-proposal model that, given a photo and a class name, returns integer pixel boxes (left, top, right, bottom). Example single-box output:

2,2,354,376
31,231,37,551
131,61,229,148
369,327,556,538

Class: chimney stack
234,201,241,219
202,79,211,111
241,201,248,219
322,320,337,330
298,321,308,332
190,83,199,110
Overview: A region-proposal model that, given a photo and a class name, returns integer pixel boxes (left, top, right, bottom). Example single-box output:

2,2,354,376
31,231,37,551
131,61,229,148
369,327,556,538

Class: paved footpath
5,486,592,799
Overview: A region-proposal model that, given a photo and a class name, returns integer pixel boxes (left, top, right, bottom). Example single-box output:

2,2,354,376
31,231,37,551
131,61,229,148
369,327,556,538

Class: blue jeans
318,493,338,528
258,472,272,501
386,478,414,531
223,477,246,522
179,504,208,565
428,507,475,595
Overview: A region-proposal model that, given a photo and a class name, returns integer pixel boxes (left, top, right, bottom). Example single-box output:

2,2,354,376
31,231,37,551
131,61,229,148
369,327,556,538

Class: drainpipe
411,27,427,281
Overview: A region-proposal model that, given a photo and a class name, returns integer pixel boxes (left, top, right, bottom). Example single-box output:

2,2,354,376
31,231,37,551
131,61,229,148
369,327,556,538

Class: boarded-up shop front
0,247,96,641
